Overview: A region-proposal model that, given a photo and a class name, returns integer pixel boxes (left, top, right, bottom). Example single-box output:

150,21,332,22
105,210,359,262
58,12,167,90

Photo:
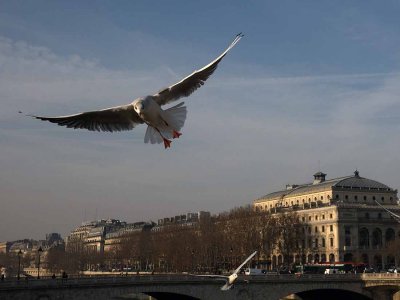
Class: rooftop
255,171,396,203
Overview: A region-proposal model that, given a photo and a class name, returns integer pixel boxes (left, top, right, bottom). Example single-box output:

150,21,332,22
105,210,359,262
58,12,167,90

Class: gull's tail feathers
164,102,187,131
144,126,163,144
144,102,186,144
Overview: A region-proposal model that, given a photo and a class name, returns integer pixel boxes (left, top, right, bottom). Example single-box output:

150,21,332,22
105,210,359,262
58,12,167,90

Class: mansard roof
255,171,395,203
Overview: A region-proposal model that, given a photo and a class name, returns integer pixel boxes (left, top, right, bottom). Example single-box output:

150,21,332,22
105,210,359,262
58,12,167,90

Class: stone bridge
1,273,400,300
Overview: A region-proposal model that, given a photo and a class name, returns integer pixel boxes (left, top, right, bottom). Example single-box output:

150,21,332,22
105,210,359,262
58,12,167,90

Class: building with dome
253,171,400,270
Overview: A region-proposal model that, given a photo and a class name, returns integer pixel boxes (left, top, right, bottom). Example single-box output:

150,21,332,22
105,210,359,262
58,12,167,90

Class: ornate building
253,171,400,270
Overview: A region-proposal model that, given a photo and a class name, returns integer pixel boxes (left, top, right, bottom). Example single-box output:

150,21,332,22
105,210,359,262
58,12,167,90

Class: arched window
373,255,382,270
359,228,369,248
321,254,326,262
372,228,383,248
329,253,335,263
307,254,313,264
314,254,320,263
361,253,369,265
387,255,395,267
386,228,395,245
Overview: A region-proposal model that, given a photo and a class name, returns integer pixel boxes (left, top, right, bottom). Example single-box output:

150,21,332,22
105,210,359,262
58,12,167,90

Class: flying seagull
27,33,243,149
192,250,257,291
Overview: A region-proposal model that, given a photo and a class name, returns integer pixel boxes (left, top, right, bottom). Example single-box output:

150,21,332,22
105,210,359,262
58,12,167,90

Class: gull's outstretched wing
29,104,143,132
233,251,257,275
375,200,400,222
153,33,243,106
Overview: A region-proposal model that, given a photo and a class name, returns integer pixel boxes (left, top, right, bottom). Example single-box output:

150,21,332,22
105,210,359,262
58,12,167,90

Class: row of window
256,194,396,211
336,194,395,203
298,237,334,249
301,213,334,222
303,224,334,234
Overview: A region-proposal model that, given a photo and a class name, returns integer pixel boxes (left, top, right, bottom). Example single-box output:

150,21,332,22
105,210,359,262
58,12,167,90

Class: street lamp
230,247,233,270
191,249,195,273
17,249,22,280
37,247,43,279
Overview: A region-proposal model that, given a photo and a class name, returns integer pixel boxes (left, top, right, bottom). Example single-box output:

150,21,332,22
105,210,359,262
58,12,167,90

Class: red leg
154,127,171,149
163,138,171,149
172,130,182,139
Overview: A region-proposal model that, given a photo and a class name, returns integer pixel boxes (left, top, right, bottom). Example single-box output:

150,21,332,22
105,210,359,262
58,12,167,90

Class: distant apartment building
65,219,124,253
0,242,12,254
104,221,154,253
253,171,400,270
153,211,211,232
65,212,210,254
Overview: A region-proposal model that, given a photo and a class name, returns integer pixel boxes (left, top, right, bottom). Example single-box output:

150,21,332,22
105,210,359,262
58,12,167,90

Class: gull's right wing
28,104,143,132
233,251,257,275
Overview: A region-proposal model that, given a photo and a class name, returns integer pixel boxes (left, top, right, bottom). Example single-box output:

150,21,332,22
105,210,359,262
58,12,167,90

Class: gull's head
133,99,144,114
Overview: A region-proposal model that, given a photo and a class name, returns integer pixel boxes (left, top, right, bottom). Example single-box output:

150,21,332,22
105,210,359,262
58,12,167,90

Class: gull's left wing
233,251,257,275
153,33,243,106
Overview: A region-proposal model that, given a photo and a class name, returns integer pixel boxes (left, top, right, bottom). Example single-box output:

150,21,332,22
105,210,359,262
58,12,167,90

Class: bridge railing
1,272,400,290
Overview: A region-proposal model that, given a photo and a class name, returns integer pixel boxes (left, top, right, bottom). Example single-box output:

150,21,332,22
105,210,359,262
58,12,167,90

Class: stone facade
253,171,400,270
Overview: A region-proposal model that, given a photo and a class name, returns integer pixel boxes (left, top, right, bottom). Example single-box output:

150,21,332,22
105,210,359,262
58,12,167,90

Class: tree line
45,206,307,274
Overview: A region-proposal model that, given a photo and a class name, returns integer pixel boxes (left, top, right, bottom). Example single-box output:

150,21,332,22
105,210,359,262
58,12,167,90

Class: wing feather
30,104,143,132
233,251,257,275
153,33,243,106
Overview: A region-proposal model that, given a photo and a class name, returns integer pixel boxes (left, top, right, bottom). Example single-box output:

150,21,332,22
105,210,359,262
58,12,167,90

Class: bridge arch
295,288,372,300
145,292,200,299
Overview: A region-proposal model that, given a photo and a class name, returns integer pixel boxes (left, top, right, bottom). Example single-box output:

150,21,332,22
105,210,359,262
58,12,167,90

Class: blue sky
1,1,400,240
